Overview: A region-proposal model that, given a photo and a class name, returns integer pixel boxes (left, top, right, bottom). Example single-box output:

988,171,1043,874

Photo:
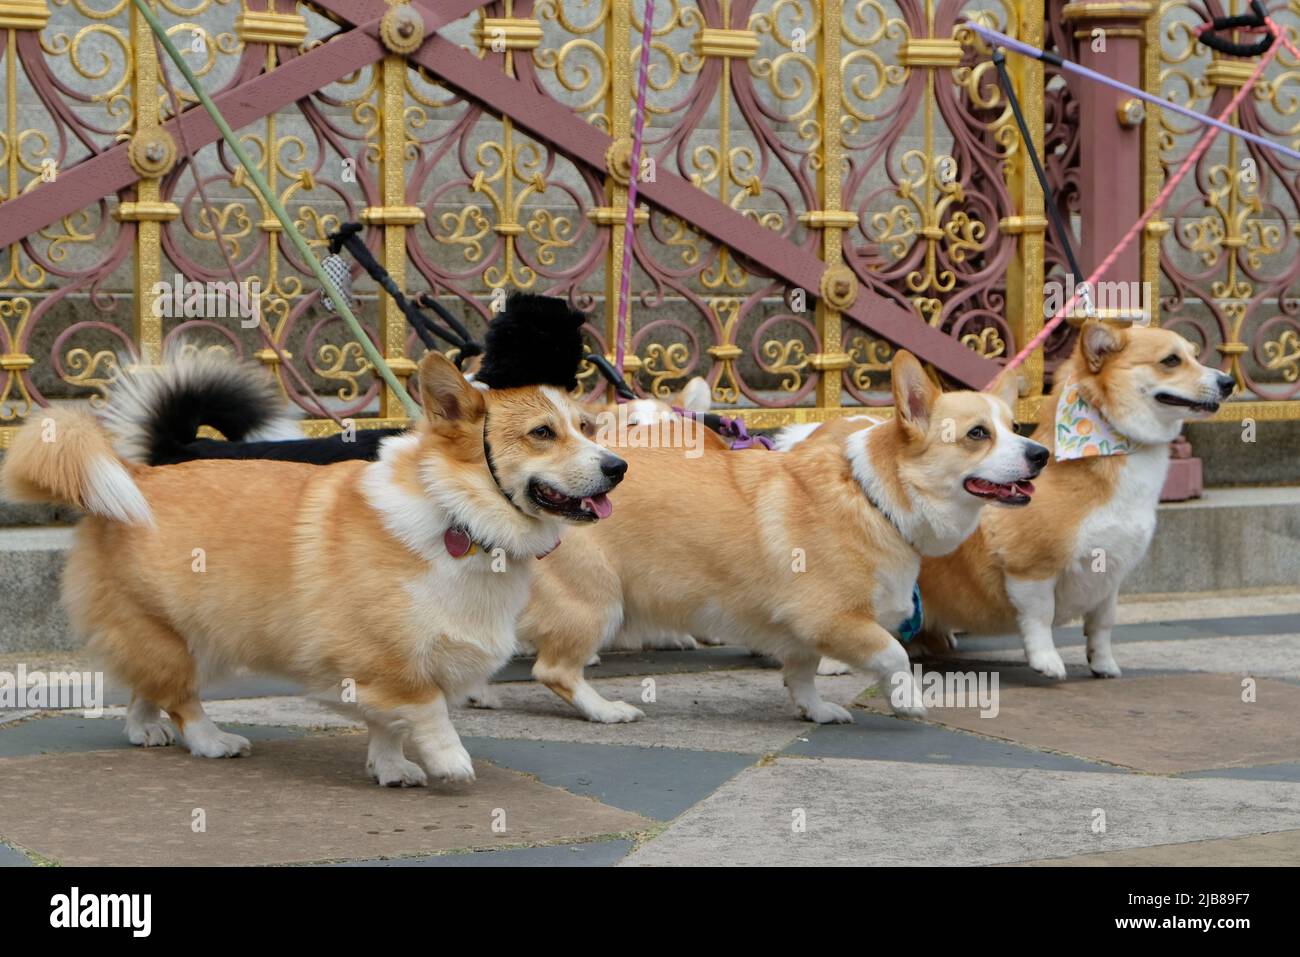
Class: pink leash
997,23,1282,384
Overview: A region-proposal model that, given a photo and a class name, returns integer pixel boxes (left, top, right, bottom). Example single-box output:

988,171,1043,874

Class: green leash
131,0,421,419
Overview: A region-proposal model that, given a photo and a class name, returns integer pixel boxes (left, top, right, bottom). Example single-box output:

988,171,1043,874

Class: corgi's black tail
101,350,304,466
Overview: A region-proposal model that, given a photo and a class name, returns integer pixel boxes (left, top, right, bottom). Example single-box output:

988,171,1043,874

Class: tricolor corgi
0,352,625,784
917,321,1234,678
510,351,1048,723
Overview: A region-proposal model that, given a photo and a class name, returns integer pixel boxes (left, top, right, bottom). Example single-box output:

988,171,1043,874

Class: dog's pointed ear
417,351,485,425
678,376,712,414
985,366,1022,410
1080,320,1126,373
891,350,940,437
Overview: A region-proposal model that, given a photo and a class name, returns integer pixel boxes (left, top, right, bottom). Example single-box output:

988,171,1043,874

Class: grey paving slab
329,839,635,867
946,633,1300,679
0,736,652,866
858,673,1300,774
950,613,1300,653
451,669,877,753
0,842,33,867
621,757,1300,867
495,646,774,682
99,696,360,730
465,737,757,821
1006,830,1300,866
0,716,304,758
783,713,1122,773
1182,762,1300,783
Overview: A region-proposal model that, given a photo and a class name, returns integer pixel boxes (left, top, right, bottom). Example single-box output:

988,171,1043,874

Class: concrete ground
1,591,1299,867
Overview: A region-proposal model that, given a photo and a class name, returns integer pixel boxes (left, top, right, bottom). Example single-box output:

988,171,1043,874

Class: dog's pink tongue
583,493,614,519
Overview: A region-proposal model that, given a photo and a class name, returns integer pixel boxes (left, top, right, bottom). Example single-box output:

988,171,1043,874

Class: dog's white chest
1054,446,1168,621
874,555,921,630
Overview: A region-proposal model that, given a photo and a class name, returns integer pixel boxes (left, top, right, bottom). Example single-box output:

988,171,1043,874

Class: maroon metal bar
316,0,996,386
0,0,488,250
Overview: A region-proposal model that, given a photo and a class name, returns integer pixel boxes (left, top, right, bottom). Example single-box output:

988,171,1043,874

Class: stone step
0,488,1296,653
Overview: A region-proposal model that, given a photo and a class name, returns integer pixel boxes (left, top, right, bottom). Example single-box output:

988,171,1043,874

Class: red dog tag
444,526,474,558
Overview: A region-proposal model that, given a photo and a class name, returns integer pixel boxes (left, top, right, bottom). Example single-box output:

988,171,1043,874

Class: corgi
916,321,1235,678
0,352,626,784
510,351,1048,723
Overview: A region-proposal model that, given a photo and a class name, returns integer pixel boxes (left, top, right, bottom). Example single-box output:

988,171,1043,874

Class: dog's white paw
889,700,928,719
463,685,502,709
586,654,602,667
186,730,252,758
126,721,174,748
694,633,724,646
368,754,428,788
800,700,854,724
1028,649,1067,680
817,657,851,676
423,744,475,784
1089,655,1122,679
584,699,644,724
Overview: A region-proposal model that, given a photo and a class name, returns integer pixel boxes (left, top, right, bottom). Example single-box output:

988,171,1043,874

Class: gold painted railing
1,0,1298,451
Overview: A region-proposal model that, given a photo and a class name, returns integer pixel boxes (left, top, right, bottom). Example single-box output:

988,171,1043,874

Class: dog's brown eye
1161,354,1181,368
579,419,595,437
530,425,556,440
966,425,990,441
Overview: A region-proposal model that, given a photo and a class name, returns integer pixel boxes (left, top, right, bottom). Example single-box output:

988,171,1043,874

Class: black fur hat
474,293,587,391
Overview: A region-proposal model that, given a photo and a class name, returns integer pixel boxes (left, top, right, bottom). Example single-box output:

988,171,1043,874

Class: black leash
1197,0,1273,57
326,223,484,366
324,222,640,399
992,51,1086,288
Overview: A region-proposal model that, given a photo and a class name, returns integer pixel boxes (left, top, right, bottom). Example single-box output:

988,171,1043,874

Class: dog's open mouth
963,476,1035,506
1155,392,1219,415
528,480,614,521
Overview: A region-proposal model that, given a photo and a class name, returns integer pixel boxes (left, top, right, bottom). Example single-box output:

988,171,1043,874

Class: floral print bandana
1054,378,1136,461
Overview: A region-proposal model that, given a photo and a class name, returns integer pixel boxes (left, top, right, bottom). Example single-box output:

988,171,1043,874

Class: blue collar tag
897,584,923,644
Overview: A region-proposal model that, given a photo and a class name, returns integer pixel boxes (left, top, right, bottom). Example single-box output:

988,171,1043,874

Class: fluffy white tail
1,408,152,525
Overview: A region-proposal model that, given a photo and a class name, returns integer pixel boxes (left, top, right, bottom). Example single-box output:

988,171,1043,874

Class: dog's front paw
817,657,852,676
1089,655,1122,679
423,744,475,784
463,685,502,709
1028,649,1067,680
369,754,429,788
126,721,175,748
800,701,854,724
888,699,927,720
186,730,252,758
584,699,644,724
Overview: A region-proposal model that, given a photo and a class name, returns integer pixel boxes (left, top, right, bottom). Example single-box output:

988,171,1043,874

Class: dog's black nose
601,454,628,485
1217,373,1235,398
1025,442,1049,472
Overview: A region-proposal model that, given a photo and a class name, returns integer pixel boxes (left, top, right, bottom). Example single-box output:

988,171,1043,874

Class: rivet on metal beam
380,4,425,56
128,127,178,179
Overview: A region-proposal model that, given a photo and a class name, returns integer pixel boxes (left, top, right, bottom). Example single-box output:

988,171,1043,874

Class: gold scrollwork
642,340,692,397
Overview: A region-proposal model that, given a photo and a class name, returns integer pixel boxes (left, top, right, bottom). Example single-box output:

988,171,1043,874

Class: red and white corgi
510,352,1047,723
1,353,625,784
917,321,1235,678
